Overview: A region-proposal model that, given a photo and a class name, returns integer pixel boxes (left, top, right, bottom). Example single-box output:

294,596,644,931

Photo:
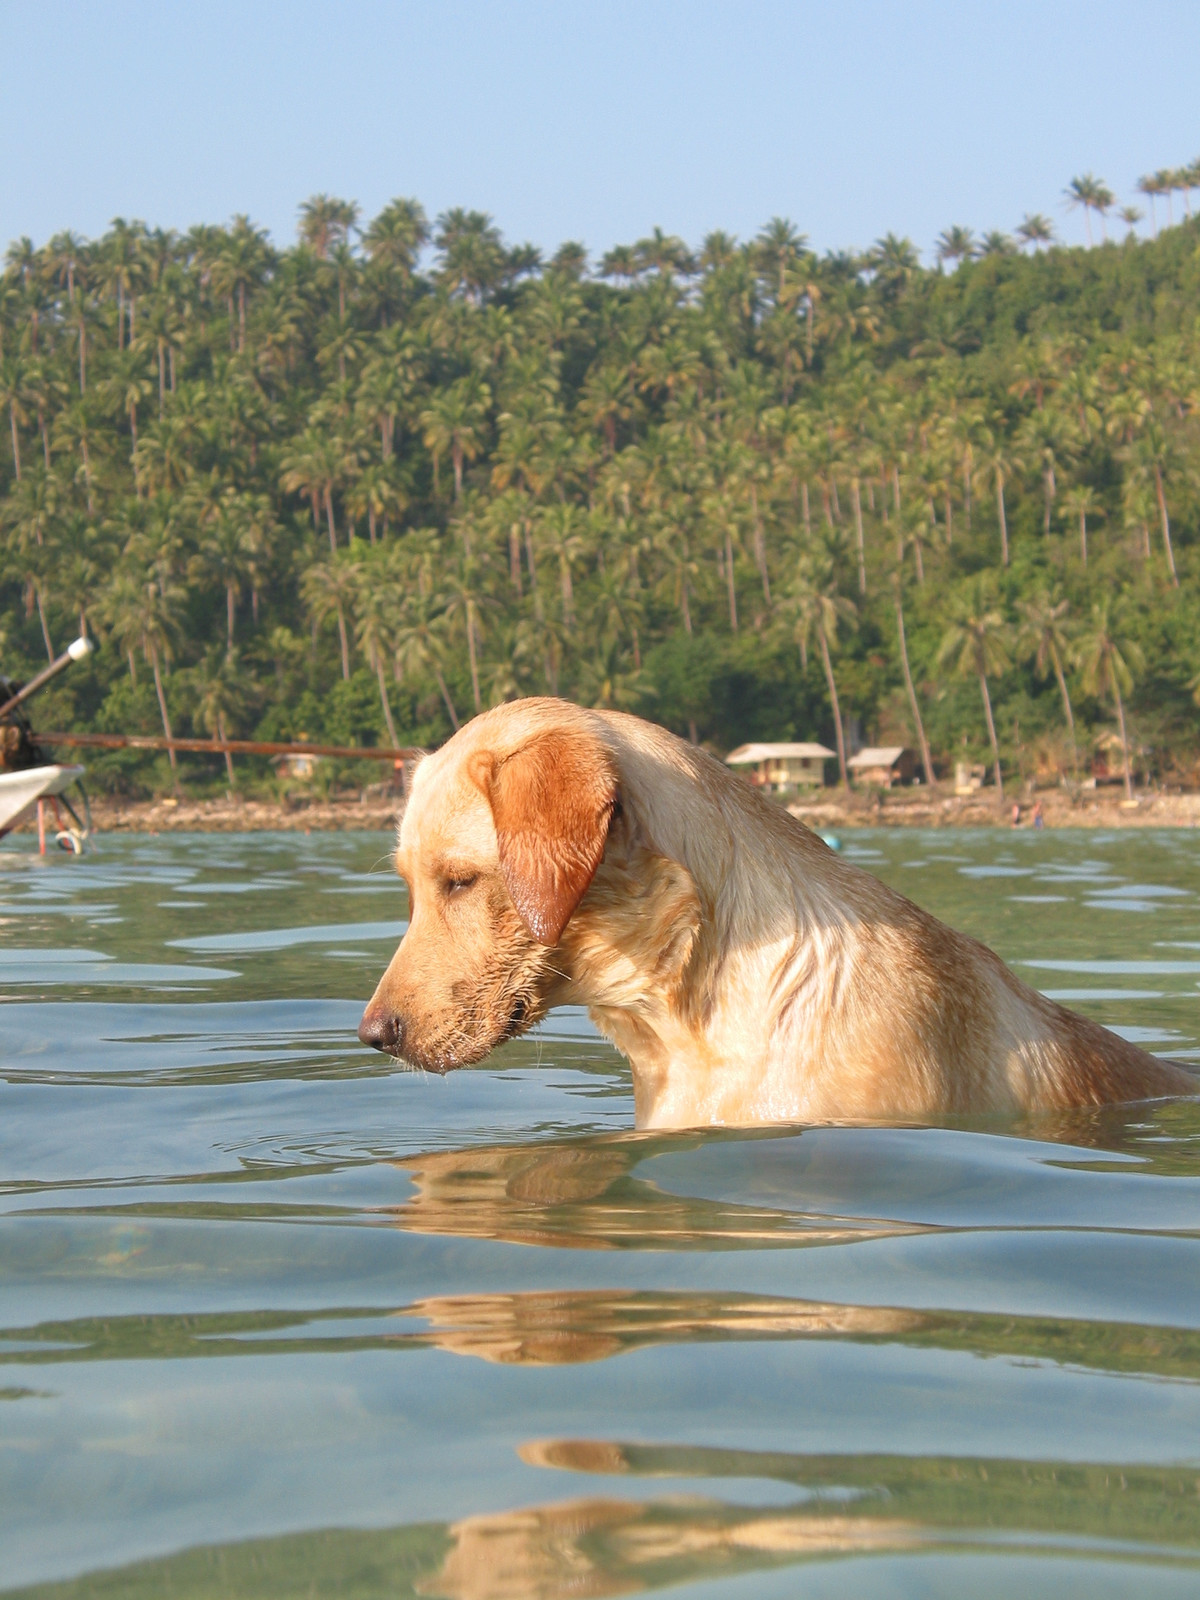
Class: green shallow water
1,827,1199,1599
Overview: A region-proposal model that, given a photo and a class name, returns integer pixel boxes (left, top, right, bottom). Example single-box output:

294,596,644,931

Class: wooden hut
848,746,917,787
725,742,835,791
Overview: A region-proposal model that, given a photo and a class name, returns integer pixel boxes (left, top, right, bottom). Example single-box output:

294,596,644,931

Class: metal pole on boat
0,637,94,721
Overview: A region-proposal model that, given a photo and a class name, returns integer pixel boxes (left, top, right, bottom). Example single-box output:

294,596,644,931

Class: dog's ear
482,732,617,945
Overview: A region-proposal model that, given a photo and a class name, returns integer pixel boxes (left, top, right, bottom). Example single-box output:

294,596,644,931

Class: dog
358,698,1194,1127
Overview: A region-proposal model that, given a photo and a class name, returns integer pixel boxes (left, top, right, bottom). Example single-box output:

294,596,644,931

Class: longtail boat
0,638,93,852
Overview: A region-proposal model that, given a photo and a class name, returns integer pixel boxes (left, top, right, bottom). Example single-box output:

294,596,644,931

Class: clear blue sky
3,1,1198,263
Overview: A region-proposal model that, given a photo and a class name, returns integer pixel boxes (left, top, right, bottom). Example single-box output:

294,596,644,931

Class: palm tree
1137,174,1162,236
891,571,935,787
0,354,31,479
190,501,256,648
437,210,520,303
301,555,358,680
298,195,359,259
352,552,402,745
1064,174,1114,246
443,557,493,715
393,590,460,731
536,503,586,628
976,427,1020,566
420,375,491,500
785,552,857,787
1075,602,1143,801
101,568,183,773
1061,484,1102,566
192,645,248,788
938,578,1011,796
1018,592,1078,776
208,216,270,353
935,225,977,269
280,431,351,550
1016,214,1055,251
363,197,429,281
1138,424,1180,587
1016,407,1076,537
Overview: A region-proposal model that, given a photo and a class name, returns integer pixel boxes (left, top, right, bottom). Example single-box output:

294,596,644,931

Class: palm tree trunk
1153,464,1178,586
978,671,1002,796
1113,680,1134,800
148,644,178,772
818,629,848,788
157,340,166,418
374,651,399,746
723,526,738,632
996,471,1009,565
895,591,935,785
324,487,337,553
680,574,692,635
226,585,236,648
1079,508,1087,566
218,712,236,789
466,602,481,714
9,404,21,480
428,669,457,733
335,606,350,680
851,477,866,594
1049,642,1078,776
750,484,770,602
453,444,463,501
35,587,54,662
508,524,522,594
801,481,811,537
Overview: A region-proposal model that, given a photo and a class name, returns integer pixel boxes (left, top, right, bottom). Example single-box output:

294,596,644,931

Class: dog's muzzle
358,1009,405,1057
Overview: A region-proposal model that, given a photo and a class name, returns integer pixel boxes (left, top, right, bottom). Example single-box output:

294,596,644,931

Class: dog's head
358,704,617,1072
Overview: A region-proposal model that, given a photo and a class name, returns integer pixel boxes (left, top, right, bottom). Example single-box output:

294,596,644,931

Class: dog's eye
443,873,478,896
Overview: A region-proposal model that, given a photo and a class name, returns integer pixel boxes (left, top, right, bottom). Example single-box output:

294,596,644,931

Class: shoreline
13,785,1200,835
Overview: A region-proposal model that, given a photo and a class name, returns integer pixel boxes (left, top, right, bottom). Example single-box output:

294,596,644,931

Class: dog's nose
358,1009,405,1056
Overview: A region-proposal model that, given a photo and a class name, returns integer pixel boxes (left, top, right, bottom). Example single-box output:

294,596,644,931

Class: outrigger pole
39,732,421,762
0,636,94,720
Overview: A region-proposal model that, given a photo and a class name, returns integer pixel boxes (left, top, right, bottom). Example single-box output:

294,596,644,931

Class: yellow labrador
359,698,1192,1126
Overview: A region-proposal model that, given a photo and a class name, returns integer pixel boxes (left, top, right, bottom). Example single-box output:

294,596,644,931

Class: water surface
1,827,1199,1598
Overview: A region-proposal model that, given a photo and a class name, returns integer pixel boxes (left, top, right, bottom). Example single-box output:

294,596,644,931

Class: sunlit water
1,827,1199,1599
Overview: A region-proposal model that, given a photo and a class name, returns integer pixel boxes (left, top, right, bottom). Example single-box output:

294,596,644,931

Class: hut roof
725,742,837,765
848,746,908,770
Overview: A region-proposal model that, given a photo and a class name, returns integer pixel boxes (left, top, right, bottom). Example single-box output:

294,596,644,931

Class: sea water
0,827,1198,1598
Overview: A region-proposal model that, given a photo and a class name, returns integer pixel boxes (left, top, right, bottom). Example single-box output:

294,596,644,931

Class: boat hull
0,765,86,837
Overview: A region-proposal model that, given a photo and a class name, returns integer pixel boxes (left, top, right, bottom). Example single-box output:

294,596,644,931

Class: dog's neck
557,765,859,1125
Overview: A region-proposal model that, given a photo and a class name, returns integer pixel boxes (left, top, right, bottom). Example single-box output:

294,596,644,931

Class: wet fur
360,698,1195,1128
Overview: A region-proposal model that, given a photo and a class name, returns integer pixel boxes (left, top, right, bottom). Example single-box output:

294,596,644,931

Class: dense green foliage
4,195,1200,793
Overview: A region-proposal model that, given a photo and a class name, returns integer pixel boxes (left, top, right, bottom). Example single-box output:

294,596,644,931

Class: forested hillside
4,191,1200,794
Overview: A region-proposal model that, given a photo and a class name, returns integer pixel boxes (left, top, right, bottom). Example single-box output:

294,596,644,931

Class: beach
15,783,1200,836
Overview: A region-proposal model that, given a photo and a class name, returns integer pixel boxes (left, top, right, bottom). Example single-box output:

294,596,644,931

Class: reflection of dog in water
403,1287,918,1367
420,1492,915,1600
392,1137,919,1253
360,699,1193,1126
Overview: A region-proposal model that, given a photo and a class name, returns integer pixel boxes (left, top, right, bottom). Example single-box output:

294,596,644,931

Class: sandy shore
20,783,1200,834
